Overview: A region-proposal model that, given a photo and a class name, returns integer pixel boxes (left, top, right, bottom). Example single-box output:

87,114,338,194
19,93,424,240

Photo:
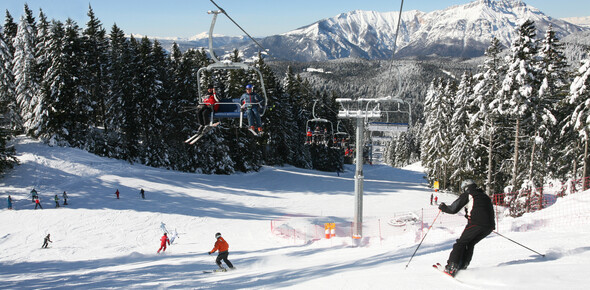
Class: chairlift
195,10,268,128
332,121,350,149
304,100,334,146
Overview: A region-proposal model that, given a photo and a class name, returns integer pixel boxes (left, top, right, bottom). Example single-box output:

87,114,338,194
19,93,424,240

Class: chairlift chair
195,10,268,128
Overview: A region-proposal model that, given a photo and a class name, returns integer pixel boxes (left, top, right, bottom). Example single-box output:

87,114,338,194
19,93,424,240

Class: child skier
34,197,43,209
157,233,170,253
54,194,60,208
208,232,234,271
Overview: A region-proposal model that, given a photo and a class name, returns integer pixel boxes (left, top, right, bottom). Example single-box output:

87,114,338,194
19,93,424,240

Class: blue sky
2,0,589,38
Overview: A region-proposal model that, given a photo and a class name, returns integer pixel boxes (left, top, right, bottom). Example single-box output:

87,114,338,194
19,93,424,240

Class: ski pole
493,231,545,257
405,209,441,269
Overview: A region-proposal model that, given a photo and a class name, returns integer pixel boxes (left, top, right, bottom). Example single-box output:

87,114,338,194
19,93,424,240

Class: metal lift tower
336,96,406,245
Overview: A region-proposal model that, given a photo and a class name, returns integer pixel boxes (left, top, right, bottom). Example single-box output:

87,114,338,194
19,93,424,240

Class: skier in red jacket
208,232,234,270
157,233,170,253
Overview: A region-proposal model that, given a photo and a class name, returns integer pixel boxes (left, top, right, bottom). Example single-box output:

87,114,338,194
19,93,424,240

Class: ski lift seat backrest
212,98,242,118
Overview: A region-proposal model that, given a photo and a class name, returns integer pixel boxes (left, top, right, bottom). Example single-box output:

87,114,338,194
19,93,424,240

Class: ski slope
1,136,589,289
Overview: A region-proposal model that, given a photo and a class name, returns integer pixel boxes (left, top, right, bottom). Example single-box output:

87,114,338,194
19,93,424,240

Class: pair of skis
203,267,235,274
184,123,220,144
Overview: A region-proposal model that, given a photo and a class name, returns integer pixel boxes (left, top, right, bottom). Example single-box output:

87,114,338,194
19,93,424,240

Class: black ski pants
447,224,493,268
197,105,213,126
216,251,234,269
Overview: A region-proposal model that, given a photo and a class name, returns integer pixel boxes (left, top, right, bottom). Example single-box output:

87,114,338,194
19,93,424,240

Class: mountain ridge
159,0,588,61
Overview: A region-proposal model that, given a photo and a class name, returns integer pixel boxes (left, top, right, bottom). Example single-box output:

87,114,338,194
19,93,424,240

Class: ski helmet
460,179,475,190
245,84,253,89
215,232,222,239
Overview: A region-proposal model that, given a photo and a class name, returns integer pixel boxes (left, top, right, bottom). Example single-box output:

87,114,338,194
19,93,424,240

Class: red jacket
160,235,170,245
203,93,219,112
209,237,229,253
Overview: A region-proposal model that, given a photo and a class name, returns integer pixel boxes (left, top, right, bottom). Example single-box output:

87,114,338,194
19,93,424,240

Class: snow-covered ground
1,136,589,289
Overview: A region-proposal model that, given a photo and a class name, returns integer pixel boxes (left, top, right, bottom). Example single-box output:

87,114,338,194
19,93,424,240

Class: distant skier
42,234,52,248
7,195,12,209
430,193,433,205
31,189,38,202
115,189,120,199
438,179,495,277
62,191,68,205
34,197,43,209
434,196,438,205
157,233,170,253
54,194,60,208
208,232,234,270
140,188,145,199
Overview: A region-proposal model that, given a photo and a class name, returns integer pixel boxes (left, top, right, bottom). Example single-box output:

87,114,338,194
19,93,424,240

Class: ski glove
208,252,211,255
438,202,447,211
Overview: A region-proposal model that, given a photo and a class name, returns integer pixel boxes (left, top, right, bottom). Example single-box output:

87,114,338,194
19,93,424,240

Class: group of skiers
194,84,264,138
112,188,145,199
10,189,70,210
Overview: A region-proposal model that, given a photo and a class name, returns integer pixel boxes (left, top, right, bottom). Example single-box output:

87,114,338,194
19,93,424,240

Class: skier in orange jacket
157,233,170,253
208,232,234,270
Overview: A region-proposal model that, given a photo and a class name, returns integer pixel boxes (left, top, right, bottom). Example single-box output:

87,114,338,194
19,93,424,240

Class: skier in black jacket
438,179,495,277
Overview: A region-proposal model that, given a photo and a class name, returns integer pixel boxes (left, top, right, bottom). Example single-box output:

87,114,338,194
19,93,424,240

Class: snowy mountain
240,0,586,61
2,137,590,288
562,16,590,28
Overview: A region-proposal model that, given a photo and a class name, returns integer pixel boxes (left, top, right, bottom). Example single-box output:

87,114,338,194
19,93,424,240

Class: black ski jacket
439,184,495,230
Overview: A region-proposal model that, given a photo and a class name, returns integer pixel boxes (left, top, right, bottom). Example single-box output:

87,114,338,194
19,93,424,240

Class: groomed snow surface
1,137,589,289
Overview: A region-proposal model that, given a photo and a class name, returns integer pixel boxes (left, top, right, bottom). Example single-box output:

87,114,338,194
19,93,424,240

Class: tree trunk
486,120,494,197
512,118,520,190
583,138,588,190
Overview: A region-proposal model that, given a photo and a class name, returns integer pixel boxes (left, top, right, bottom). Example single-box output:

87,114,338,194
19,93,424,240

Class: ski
248,127,259,136
203,268,227,273
187,123,220,145
432,263,462,283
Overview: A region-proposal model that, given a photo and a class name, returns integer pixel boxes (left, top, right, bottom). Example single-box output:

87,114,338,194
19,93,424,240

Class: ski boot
444,262,459,277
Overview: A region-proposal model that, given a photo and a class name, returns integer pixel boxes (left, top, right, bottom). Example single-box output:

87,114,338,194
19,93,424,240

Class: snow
2,136,590,289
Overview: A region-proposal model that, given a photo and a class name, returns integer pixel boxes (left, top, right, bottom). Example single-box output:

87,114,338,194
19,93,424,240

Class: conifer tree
496,19,539,194
0,31,17,131
13,13,37,134
565,57,590,188
3,11,18,55
449,72,475,188
471,37,509,196
82,5,109,139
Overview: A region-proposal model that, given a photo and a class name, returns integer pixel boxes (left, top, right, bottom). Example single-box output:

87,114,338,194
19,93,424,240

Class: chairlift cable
209,0,268,53
386,0,405,97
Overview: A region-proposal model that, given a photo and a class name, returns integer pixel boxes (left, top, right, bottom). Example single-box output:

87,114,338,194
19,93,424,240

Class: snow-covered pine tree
82,5,110,154
565,56,590,189
421,78,453,188
0,31,18,132
283,66,312,169
533,25,575,185
13,12,38,135
497,19,540,216
3,11,18,56
449,72,475,188
134,37,171,168
471,37,509,196
0,30,18,172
